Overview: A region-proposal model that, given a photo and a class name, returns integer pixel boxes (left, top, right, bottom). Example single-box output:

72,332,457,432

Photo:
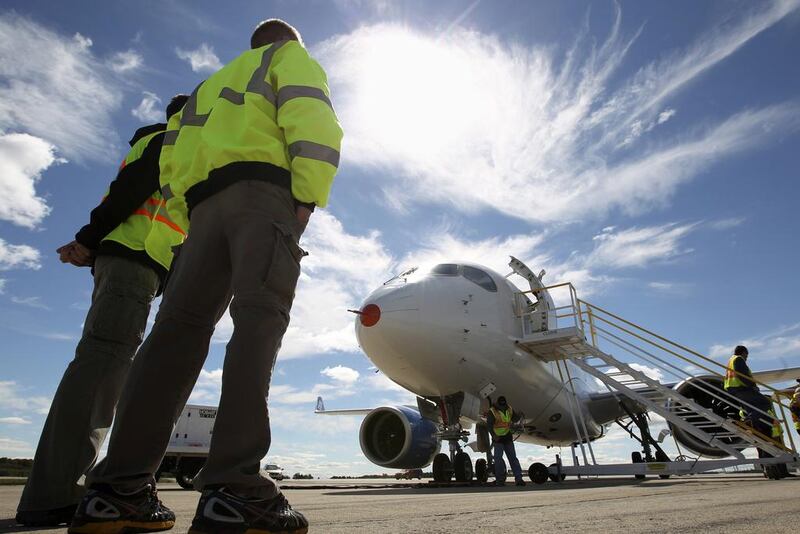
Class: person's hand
56,241,94,267
296,205,312,226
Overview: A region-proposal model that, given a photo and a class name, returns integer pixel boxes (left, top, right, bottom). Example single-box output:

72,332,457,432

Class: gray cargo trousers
88,180,304,499
18,255,159,512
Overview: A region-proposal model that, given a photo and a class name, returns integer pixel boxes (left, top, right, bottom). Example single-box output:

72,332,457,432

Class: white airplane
316,257,800,483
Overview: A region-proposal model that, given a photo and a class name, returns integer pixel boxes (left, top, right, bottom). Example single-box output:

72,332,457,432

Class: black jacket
75,123,168,283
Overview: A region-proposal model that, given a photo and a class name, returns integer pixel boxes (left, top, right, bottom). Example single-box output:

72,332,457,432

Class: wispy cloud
10,295,50,310
709,217,746,230
176,43,222,73
587,223,698,269
0,14,122,161
131,91,163,123
0,238,41,270
316,2,800,223
709,322,800,363
0,416,30,425
321,365,360,384
0,381,50,415
108,49,143,73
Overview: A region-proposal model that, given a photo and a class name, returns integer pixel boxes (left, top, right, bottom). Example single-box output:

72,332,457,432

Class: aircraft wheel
631,451,646,480
175,468,194,490
655,450,671,479
528,462,549,485
454,452,474,482
432,453,453,483
548,463,566,482
475,458,489,484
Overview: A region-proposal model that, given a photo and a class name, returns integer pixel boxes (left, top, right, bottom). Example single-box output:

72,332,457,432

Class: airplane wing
751,366,800,384
314,396,373,416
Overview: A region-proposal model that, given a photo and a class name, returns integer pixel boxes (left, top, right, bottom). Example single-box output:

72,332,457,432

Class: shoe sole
68,520,175,533
188,528,308,534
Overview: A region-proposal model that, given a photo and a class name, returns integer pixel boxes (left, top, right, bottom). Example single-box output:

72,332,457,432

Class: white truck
156,404,217,489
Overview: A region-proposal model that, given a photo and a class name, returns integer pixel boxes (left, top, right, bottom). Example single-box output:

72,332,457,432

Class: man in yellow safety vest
486,396,526,487
15,95,188,528
76,18,342,534
723,345,773,435
790,381,800,432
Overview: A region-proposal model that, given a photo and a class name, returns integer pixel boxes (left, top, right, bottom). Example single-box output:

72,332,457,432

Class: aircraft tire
631,451,646,480
454,452,474,482
548,463,566,482
433,453,453,483
475,458,489,484
528,462,549,485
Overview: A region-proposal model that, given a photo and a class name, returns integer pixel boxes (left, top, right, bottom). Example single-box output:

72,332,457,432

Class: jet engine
359,406,440,469
669,376,744,458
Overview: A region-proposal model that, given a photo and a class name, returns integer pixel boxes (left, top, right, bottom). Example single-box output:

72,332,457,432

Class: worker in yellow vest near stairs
487,396,526,487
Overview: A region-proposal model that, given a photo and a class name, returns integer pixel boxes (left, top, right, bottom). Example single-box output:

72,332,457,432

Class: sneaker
515,480,526,487
188,487,308,534
68,483,175,533
16,503,77,527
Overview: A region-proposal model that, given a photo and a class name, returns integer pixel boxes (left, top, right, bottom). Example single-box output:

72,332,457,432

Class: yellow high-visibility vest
723,355,750,390
159,39,343,234
102,130,185,270
491,406,514,437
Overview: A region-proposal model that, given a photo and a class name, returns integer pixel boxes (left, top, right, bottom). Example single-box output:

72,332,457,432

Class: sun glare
348,28,488,158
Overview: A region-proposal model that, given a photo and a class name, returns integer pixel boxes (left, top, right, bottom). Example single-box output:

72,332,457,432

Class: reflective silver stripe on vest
161,184,174,201
163,130,179,146
219,86,245,105
173,42,288,133
246,40,288,106
288,140,340,167
277,85,332,109
180,84,209,127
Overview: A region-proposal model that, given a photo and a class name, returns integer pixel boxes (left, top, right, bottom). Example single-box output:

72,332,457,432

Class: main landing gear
432,393,474,483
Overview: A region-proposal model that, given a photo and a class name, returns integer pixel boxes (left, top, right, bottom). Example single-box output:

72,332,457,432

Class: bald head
251,19,302,49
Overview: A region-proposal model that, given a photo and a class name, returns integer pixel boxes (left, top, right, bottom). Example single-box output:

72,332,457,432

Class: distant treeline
0,458,33,477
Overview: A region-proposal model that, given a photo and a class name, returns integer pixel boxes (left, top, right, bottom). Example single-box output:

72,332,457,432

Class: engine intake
669,375,744,458
359,406,440,469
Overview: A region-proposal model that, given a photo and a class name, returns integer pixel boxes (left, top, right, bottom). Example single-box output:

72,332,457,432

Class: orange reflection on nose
360,304,381,327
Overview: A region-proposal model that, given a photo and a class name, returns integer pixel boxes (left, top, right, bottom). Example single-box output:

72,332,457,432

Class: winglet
315,396,325,413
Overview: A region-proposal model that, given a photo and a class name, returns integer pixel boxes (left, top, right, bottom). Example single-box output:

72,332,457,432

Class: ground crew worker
486,396,526,487
723,345,772,435
790,381,800,431
74,19,342,534
15,95,188,528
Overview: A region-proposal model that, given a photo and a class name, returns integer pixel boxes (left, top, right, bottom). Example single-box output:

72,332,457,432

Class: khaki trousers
18,255,159,512
88,180,304,499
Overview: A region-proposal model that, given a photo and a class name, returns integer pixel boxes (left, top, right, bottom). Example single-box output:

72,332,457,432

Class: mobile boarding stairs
511,272,799,479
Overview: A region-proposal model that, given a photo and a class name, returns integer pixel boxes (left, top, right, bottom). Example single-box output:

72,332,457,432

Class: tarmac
0,474,798,533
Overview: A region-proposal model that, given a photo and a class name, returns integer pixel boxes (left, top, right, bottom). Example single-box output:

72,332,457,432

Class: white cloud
0,381,50,415
321,365,360,384
587,223,698,269
0,238,41,270
0,279,6,294
109,49,143,73
710,217,746,230
131,91,163,123
0,436,32,454
316,2,800,223
0,133,61,228
0,416,30,425
176,43,223,72
10,295,50,310
0,14,122,161
709,323,800,362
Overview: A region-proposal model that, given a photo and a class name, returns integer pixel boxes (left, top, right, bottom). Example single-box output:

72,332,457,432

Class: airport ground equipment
156,404,216,489
513,281,799,481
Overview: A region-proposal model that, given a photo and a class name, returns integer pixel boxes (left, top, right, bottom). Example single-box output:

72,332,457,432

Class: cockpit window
462,265,497,292
431,263,459,276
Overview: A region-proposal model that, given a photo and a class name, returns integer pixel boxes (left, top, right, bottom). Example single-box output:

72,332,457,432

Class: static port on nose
360,304,381,327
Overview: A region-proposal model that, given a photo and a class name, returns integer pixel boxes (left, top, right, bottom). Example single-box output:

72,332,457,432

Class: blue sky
1,0,799,475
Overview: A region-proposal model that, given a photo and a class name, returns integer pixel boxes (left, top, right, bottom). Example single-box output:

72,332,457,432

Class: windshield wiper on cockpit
383,266,418,285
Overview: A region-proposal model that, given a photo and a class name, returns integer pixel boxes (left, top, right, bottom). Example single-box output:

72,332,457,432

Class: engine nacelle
669,375,744,458
359,406,440,469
